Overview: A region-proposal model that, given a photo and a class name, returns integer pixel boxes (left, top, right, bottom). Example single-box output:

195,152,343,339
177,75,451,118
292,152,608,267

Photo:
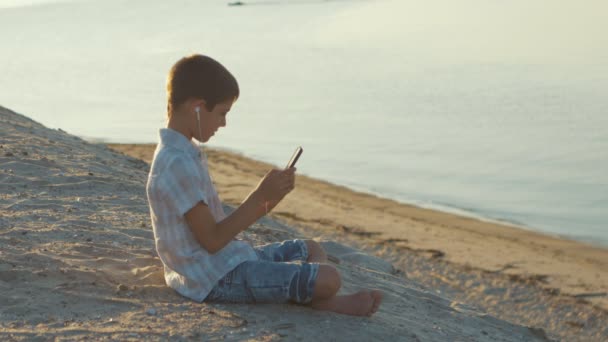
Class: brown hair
166,54,239,117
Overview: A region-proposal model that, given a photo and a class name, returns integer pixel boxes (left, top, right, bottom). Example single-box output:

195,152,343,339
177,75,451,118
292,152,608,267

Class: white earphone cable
196,107,203,152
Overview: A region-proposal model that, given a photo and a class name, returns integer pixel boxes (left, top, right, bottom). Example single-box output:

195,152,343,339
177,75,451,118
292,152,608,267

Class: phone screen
286,146,303,169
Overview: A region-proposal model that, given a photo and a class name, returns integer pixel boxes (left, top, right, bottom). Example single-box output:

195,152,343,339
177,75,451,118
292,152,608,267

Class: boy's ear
186,98,207,114
195,99,208,113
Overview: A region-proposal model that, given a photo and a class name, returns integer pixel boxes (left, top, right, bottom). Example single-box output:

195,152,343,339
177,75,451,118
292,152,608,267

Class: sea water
1,0,607,245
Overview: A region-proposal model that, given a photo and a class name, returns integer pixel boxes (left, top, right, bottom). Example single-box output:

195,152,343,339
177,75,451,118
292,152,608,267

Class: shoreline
275,173,606,249
112,142,607,250
108,143,608,313
107,142,607,251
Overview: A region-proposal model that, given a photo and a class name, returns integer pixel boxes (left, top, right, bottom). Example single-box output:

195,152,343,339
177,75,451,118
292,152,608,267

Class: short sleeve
164,155,208,217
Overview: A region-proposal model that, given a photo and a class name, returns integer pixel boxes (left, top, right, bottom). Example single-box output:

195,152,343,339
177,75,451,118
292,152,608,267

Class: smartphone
285,146,303,169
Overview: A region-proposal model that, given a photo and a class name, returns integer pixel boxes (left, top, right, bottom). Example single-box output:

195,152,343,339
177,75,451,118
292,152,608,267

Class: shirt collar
159,128,201,158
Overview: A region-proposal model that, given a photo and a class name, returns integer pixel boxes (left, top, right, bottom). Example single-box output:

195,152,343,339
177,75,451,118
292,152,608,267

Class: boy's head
166,54,239,117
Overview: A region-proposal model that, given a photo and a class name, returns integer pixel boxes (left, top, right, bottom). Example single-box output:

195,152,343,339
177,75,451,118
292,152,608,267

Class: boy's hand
256,167,296,204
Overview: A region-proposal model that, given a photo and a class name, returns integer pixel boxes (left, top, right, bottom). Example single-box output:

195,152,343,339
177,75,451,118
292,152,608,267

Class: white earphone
195,106,203,146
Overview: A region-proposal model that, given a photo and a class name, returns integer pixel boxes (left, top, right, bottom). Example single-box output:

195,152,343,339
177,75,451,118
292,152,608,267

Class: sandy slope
0,105,601,340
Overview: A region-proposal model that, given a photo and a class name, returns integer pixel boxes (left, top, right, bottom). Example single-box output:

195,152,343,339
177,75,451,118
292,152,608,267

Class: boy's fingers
282,172,294,182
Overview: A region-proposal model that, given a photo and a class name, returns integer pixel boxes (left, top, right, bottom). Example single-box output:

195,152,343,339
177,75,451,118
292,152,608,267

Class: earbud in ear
195,106,200,114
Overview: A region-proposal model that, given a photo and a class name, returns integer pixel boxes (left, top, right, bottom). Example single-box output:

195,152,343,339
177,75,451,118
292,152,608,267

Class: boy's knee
305,239,321,251
313,265,341,299
304,240,327,262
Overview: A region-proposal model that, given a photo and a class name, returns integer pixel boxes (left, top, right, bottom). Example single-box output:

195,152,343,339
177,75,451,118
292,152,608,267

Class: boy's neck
167,111,193,141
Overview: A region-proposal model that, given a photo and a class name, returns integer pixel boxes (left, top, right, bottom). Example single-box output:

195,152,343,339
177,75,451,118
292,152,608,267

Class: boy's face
198,99,232,142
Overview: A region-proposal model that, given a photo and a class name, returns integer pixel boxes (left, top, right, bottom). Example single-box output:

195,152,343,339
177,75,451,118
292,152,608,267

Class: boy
146,54,382,316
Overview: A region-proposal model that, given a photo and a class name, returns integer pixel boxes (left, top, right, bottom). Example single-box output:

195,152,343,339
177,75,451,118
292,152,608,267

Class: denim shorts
205,239,319,304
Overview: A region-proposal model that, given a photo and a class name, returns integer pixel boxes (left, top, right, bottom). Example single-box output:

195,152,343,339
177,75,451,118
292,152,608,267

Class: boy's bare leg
305,240,328,263
310,265,383,316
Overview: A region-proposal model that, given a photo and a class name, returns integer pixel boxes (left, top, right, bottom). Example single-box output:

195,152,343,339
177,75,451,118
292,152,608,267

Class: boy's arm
185,189,265,254
185,168,294,254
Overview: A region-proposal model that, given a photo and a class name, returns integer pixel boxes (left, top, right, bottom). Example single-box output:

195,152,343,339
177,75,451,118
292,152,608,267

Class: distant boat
228,1,245,6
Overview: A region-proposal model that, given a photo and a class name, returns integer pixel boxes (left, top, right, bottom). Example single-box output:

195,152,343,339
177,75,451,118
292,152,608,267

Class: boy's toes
370,290,383,314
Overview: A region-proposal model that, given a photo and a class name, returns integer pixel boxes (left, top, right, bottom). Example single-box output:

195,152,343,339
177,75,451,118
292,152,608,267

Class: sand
1,104,606,341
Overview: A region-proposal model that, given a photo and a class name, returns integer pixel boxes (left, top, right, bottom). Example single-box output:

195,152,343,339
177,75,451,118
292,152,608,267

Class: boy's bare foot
311,290,383,316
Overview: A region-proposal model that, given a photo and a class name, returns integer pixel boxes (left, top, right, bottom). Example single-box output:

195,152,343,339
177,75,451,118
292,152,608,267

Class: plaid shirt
146,128,258,302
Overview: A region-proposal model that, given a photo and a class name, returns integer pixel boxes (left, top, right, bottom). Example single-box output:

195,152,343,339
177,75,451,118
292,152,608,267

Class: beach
1,0,607,340
1,105,607,341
